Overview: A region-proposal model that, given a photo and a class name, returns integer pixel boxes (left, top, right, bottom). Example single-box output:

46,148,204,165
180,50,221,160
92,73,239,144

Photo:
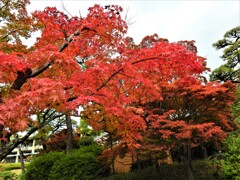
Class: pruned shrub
24,151,63,180
48,144,109,180
24,144,109,180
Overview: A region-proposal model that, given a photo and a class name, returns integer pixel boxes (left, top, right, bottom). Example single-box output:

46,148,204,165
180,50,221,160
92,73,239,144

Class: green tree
0,0,38,44
210,26,240,122
210,26,240,83
222,134,240,179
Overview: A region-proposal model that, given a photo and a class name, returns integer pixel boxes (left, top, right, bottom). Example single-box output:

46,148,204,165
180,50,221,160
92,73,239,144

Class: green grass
0,163,29,180
0,163,29,172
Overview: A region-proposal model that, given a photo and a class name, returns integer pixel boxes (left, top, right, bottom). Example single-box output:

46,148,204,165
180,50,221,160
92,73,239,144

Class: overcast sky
28,0,240,76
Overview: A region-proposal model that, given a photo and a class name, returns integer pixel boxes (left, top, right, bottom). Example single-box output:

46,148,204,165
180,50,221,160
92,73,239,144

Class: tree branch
0,0,10,11
96,57,157,91
11,28,82,91
0,113,64,161
97,68,123,91
0,29,19,41
59,29,80,52
30,61,53,78
11,68,32,90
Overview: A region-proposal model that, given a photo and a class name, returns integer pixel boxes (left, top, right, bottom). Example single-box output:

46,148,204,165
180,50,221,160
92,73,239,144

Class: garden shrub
23,151,63,180
78,142,103,156
23,144,109,180
222,134,240,179
0,171,19,180
78,136,95,146
48,144,109,180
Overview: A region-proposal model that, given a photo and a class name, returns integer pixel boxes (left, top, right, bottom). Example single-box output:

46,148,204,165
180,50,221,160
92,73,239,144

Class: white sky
28,0,240,75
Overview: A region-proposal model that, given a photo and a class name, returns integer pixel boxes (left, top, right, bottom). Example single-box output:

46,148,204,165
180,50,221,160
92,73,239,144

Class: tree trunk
18,146,25,174
183,144,194,180
200,143,208,159
14,135,25,174
153,158,162,180
136,155,141,170
0,29,82,159
109,134,115,174
111,161,115,174
65,114,73,153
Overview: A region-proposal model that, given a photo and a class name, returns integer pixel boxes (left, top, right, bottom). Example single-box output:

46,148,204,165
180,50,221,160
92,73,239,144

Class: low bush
48,144,109,180
24,144,109,180
0,171,19,180
23,151,63,180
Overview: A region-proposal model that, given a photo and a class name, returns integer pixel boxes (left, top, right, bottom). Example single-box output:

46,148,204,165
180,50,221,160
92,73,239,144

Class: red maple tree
135,77,235,176
82,37,236,178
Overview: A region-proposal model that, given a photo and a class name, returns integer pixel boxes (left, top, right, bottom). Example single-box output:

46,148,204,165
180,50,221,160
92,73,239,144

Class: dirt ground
11,169,22,175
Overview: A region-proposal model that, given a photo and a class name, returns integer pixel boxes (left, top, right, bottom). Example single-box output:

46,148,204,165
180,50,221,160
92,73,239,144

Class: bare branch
124,6,136,26
61,1,74,17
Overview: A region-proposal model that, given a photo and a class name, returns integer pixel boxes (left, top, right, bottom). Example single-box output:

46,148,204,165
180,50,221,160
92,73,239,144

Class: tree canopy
210,26,240,83
0,1,236,167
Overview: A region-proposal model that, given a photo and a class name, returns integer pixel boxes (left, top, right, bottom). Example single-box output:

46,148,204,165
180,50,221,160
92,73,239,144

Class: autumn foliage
137,79,235,153
0,2,236,165
41,129,80,152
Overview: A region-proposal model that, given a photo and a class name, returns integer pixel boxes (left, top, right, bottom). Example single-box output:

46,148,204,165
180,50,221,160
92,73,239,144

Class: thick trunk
183,144,194,180
65,114,73,153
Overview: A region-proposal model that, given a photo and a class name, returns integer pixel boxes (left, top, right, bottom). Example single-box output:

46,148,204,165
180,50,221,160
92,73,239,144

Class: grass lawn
1,163,20,171
0,162,29,180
